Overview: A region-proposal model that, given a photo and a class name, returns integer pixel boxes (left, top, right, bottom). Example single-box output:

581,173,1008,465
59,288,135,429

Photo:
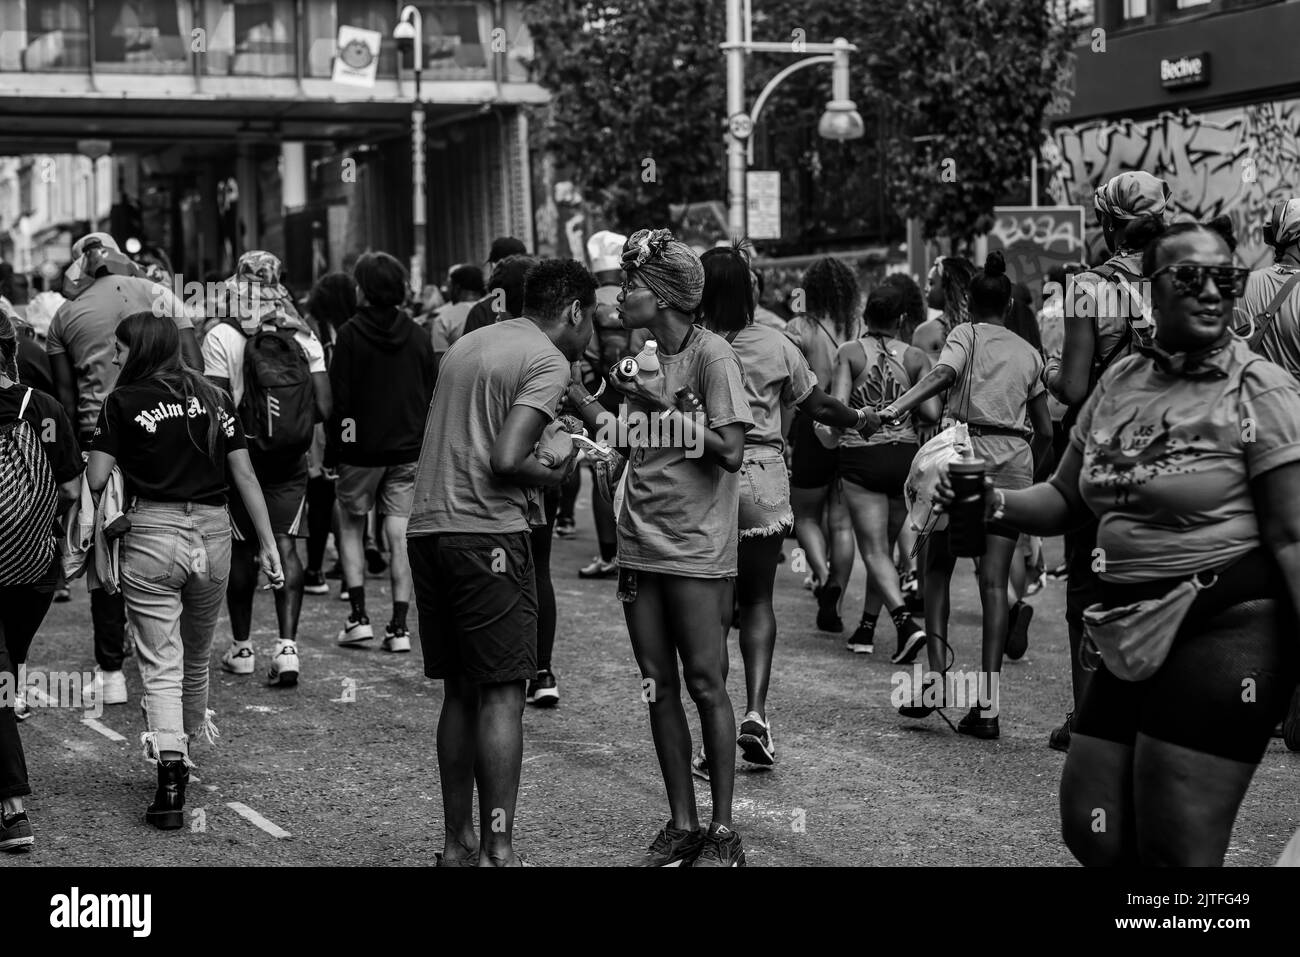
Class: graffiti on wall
1042,100,1300,269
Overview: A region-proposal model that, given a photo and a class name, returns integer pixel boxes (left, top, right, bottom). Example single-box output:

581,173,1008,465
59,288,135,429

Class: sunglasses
1150,263,1249,298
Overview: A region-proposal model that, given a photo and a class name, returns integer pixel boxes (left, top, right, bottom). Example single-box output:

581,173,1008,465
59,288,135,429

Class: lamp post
722,0,864,238
394,6,426,295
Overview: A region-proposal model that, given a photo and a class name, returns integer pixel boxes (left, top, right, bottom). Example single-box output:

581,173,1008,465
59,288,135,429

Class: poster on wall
986,206,1086,306
332,26,381,88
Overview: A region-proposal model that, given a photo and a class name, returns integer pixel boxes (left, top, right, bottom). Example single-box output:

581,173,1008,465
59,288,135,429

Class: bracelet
990,489,1007,522
854,407,870,430
578,392,600,409
879,405,900,424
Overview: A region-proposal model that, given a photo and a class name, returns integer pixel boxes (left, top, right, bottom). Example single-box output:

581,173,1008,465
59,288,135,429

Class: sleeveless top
840,333,917,448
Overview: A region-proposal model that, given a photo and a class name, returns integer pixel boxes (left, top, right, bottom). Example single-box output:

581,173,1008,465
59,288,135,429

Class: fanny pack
1082,569,1219,681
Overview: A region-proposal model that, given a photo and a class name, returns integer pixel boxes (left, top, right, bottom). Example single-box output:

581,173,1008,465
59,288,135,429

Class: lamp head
818,100,865,141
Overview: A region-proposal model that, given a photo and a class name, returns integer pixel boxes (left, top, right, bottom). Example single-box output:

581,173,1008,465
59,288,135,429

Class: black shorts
839,443,918,497
1064,519,1101,628
410,531,538,684
229,456,308,541
789,411,837,490
1074,549,1300,764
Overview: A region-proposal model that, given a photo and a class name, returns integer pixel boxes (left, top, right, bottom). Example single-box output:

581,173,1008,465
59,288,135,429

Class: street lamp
722,2,863,237
394,5,426,295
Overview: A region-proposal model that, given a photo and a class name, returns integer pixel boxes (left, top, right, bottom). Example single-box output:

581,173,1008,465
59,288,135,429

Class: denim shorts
738,446,793,539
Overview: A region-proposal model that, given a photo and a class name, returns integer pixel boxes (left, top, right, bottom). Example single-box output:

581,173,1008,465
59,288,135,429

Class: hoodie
328,305,436,466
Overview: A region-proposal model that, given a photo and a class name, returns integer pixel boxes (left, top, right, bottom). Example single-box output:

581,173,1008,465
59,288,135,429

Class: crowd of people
2,167,1300,866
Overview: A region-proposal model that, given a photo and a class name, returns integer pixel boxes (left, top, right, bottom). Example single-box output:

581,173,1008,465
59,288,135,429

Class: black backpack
227,321,316,463
0,389,58,586
1060,261,1146,434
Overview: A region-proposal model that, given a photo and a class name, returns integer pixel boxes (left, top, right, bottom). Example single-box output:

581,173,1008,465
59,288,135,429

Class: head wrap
1094,171,1171,222
1267,198,1300,249
621,228,704,313
586,230,628,274
63,232,140,300
225,250,304,332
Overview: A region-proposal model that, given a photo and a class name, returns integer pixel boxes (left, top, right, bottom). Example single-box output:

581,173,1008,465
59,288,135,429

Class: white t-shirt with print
201,322,326,406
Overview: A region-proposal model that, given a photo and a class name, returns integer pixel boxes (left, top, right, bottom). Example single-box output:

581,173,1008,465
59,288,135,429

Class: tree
524,1,726,230
864,0,1080,246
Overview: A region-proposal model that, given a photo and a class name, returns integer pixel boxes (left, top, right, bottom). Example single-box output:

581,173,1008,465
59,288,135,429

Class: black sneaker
555,517,576,538
737,711,775,767
1005,601,1033,660
365,548,388,577
527,670,559,708
1049,711,1073,752
898,675,945,719
303,570,329,595
324,561,343,580
815,582,843,633
691,823,746,867
641,823,704,867
957,706,1000,740
890,628,927,665
0,811,33,853
845,623,875,654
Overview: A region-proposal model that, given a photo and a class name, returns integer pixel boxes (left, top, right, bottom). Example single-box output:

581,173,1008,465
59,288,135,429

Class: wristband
578,392,600,410
879,405,900,425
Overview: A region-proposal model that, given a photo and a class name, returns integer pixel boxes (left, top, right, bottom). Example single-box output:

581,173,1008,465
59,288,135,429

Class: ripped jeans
737,445,793,540
120,501,231,761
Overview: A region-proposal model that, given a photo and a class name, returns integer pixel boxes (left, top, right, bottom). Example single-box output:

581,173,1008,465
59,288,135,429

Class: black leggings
1075,549,1300,764
530,488,559,673
0,581,54,799
305,474,336,572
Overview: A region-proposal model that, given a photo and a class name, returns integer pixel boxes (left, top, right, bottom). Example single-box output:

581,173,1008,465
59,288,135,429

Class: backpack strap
1246,271,1300,349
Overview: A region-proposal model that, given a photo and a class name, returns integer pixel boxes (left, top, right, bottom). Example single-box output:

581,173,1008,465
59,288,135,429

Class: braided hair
802,257,860,336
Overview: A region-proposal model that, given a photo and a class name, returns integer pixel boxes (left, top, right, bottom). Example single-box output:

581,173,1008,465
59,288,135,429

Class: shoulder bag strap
1248,271,1300,348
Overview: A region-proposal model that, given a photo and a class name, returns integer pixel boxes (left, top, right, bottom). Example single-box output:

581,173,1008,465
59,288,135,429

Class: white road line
226,801,292,839
82,717,126,742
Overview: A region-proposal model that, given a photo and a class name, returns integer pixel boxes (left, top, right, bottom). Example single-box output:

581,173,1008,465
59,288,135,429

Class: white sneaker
14,692,32,722
338,616,374,646
94,669,128,706
338,588,351,602
382,627,411,653
220,643,256,675
267,642,300,687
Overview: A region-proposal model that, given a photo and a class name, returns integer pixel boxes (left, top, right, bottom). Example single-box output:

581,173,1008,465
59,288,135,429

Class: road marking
226,801,291,839
82,717,126,742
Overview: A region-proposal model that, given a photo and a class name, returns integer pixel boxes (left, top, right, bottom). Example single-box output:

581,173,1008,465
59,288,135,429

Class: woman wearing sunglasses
934,219,1300,865
566,229,752,867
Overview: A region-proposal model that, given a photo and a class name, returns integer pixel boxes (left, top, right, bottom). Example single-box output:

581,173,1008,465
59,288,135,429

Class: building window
1123,0,1149,18
0,0,90,72
303,0,400,79
93,0,191,74
200,0,295,77
415,3,491,78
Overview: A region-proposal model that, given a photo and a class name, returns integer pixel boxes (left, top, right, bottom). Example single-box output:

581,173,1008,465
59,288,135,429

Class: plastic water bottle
635,341,660,376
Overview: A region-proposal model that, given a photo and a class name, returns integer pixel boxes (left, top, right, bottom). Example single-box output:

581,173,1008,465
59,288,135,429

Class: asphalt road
5,491,1298,867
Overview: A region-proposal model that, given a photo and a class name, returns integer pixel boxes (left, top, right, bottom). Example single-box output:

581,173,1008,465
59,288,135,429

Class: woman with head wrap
564,228,753,866
1043,170,1171,753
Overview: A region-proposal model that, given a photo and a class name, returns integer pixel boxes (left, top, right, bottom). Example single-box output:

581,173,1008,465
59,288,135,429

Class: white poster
747,171,781,240
332,26,381,88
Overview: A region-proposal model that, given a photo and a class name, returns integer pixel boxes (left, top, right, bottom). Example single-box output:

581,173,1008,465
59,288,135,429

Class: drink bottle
946,453,988,557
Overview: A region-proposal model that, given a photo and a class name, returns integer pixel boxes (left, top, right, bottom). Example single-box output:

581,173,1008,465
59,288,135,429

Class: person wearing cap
202,251,331,688
1236,198,1300,380
45,232,201,707
1044,170,1171,753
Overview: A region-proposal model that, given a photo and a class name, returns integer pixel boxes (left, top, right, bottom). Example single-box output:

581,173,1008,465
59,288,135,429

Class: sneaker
957,706,1000,740
1024,570,1047,597
845,623,875,654
641,823,704,867
338,615,374,646
52,587,71,603
94,669,128,706
220,643,255,675
815,582,843,633
382,627,411,653
1005,601,1033,661
691,746,710,781
898,675,944,719
527,670,559,707
13,692,32,722
1283,686,1300,752
303,570,329,595
0,811,33,853
1049,711,1073,753
267,642,300,687
555,517,576,538
890,628,928,665
365,548,388,577
578,557,618,579
900,570,918,598
737,711,775,767
691,823,745,867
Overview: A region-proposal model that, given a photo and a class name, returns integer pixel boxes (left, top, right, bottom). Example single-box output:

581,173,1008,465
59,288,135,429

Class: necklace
660,323,696,356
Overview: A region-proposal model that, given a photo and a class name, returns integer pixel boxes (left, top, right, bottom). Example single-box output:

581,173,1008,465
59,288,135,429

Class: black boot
145,759,189,830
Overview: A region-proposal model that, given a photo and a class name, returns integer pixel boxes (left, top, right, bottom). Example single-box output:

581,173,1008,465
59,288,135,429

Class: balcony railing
0,0,535,83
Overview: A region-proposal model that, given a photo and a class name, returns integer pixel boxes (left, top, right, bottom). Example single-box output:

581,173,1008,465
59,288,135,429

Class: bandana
1268,198,1300,248
1094,171,1172,222
621,228,704,313
1136,334,1232,379
63,232,141,300
225,251,304,332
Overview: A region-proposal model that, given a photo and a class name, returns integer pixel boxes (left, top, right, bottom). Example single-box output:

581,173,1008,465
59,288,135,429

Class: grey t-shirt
408,317,570,536
729,322,816,451
1236,264,1300,378
617,327,753,577
45,275,193,436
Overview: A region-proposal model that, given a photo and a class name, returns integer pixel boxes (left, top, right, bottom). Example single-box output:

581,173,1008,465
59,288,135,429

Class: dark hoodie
328,305,436,466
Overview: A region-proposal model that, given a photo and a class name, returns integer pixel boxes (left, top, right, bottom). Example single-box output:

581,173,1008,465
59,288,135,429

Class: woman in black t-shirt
85,313,283,831
0,312,82,853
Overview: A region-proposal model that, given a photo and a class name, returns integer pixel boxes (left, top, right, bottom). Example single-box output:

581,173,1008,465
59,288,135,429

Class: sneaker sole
382,643,412,654
890,631,928,665
530,690,559,707
737,733,775,767
221,664,255,676
303,585,329,595
0,836,34,852
846,642,874,654
145,810,184,830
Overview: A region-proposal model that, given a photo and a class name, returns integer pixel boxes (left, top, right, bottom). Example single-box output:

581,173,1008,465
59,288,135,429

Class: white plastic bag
903,421,973,543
